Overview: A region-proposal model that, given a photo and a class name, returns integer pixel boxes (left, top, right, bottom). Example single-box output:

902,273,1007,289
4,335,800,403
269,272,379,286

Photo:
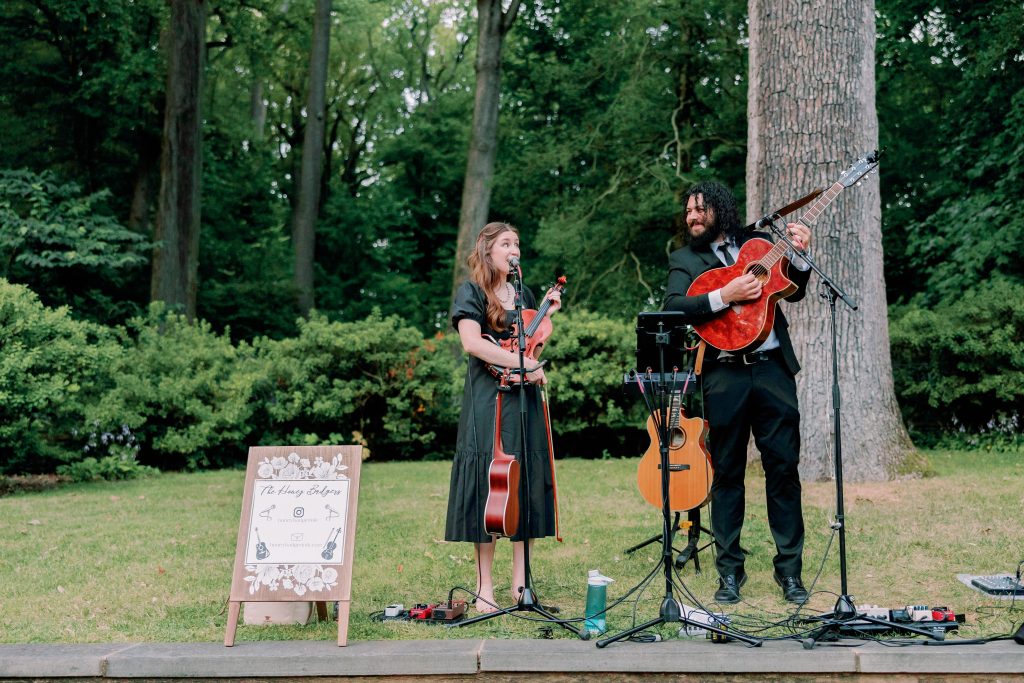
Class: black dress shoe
774,574,808,603
713,573,747,604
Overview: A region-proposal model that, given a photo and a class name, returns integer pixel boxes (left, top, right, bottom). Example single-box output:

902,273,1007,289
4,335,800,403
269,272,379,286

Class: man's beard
688,222,722,250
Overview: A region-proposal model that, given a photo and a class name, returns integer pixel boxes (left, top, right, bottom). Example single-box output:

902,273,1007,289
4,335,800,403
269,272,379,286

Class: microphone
753,213,778,230
508,256,520,268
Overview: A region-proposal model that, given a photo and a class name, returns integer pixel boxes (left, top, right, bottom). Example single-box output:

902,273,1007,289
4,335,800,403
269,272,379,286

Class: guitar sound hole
670,428,686,449
747,263,769,282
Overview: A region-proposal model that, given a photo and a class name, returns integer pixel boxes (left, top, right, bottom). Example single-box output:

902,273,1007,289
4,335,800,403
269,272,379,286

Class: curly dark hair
682,181,742,244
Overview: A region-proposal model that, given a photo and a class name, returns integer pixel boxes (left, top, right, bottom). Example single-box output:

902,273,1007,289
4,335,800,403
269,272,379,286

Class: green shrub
0,168,149,323
0,279,119,474
890,280,1024,450
87,305,264,470
543,309,648,457
253,311,462,459
57,453,159,483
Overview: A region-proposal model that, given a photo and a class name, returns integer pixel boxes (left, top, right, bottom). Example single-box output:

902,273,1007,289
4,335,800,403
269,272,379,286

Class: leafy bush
86,305,264,470
543,309,648,457
0,279,120,474
253,311,462,460
0,168,149,322
890,280,1024,450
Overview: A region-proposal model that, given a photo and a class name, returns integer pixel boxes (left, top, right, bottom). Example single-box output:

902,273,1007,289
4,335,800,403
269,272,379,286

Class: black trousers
702,354,804,578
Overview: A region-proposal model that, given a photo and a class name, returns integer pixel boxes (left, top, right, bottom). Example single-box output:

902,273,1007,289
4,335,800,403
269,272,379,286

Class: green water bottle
584,570,614,636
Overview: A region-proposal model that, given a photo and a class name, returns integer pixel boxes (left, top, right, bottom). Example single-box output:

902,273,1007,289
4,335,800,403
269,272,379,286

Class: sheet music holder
635,311,692,372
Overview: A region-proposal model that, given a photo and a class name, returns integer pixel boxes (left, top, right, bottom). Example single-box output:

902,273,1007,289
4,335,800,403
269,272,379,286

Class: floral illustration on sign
256,452,349,480
244,564,340,596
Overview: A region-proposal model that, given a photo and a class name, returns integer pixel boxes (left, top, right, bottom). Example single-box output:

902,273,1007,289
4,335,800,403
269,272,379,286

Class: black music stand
623,315,713,574
597,312,759,647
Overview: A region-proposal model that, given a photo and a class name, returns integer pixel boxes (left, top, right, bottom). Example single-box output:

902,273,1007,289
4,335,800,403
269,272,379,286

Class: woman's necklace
496,281,513,305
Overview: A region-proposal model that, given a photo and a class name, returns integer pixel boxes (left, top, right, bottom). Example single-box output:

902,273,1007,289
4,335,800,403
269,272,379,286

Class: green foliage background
0,0,1022,474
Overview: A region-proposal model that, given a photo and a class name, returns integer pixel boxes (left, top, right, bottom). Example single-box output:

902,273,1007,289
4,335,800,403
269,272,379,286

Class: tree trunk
450,0,521,296
151,0,205,319
291,0,331,316
746,0,913,481
250,79,267,141
128,133,160,234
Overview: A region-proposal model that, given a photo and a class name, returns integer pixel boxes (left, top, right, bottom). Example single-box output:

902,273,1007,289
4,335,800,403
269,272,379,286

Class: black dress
445,280,557,543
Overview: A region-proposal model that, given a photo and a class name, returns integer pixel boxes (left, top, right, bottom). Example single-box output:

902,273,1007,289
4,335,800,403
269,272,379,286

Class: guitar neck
798,180,845,226
667,392,681,429
756,180,845,269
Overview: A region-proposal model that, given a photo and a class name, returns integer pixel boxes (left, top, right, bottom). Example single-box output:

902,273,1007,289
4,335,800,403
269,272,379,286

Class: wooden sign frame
224,445,362,646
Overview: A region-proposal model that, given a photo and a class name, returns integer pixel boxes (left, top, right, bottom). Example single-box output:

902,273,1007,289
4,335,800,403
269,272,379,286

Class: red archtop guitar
686,151,879,353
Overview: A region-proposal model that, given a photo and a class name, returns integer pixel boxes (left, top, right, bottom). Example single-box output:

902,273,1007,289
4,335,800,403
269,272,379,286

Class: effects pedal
382,603,406,620
408,603,436,620
430,600,468,621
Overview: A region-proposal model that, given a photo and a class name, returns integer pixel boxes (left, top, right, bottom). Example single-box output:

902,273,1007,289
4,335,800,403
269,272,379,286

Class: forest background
0,0,1021,482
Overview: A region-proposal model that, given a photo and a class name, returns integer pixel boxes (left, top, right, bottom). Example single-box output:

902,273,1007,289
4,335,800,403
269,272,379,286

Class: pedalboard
836,604,964,636
378,600,467,623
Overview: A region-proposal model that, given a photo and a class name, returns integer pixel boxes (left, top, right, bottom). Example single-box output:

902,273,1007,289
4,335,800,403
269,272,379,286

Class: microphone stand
758,217,942,646
452,263,581,637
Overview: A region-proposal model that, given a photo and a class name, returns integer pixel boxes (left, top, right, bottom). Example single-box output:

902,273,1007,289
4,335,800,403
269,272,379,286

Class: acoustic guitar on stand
636,388,713,512
687,151,880,353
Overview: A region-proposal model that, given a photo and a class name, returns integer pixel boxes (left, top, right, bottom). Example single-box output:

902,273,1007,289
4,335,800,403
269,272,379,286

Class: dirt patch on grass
803,480,904,508
0,473,69,497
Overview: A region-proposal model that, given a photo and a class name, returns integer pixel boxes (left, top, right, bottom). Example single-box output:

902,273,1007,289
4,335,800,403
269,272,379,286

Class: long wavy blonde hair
468,222,518,332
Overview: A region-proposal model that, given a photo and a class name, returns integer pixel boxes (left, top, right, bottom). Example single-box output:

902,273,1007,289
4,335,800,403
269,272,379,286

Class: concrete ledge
855,640,1024,673
2,639,1023,679
480,639,857,673
0,644,129,678
103,641,481,678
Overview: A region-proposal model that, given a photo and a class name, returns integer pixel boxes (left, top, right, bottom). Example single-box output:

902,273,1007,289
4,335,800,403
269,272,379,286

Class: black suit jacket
663,232,811,375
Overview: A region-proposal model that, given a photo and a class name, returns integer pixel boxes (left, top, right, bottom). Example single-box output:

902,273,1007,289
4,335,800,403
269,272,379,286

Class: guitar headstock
554,275,567,290
838,149,881,188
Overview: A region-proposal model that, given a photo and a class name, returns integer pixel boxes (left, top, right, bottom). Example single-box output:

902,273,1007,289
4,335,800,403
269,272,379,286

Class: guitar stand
597,313,759,648
623,511,713,575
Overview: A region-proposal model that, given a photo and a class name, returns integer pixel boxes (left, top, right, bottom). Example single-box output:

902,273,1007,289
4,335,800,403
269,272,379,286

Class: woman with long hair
446,221,561,613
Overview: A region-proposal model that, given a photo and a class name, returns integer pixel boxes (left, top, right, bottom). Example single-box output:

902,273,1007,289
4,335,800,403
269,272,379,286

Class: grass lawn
1,449,1021,644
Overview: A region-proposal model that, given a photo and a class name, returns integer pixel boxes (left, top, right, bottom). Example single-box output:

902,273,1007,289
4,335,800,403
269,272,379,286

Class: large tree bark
747,0,913,481
291,0,331,316
450,0,521,296
151,0,205,319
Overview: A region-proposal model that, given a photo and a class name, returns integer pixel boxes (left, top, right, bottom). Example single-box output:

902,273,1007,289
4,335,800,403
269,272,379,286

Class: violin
636,387,713,512
501,276,567,362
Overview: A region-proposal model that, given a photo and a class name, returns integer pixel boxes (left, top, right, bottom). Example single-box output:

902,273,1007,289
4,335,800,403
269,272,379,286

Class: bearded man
663,181,812,605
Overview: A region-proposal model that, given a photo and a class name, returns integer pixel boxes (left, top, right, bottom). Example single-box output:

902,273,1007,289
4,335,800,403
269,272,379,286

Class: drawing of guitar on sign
254,527,270,560
321,528,343,561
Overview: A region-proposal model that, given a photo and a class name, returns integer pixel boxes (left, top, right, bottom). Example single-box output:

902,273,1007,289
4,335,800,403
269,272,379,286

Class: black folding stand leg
624,512,681,555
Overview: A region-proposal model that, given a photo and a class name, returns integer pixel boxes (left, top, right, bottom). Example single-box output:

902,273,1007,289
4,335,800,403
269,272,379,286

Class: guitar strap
694,340,707,376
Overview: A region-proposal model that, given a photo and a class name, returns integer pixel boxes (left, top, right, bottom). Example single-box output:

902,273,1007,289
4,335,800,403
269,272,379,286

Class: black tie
718,243,735,266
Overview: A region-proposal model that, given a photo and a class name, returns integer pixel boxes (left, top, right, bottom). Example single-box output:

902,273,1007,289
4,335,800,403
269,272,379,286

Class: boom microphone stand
453,262,581,637
755,216,942,647
596,314,759,648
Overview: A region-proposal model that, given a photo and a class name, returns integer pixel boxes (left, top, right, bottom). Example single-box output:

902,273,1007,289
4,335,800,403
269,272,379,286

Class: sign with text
225,445,362,646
